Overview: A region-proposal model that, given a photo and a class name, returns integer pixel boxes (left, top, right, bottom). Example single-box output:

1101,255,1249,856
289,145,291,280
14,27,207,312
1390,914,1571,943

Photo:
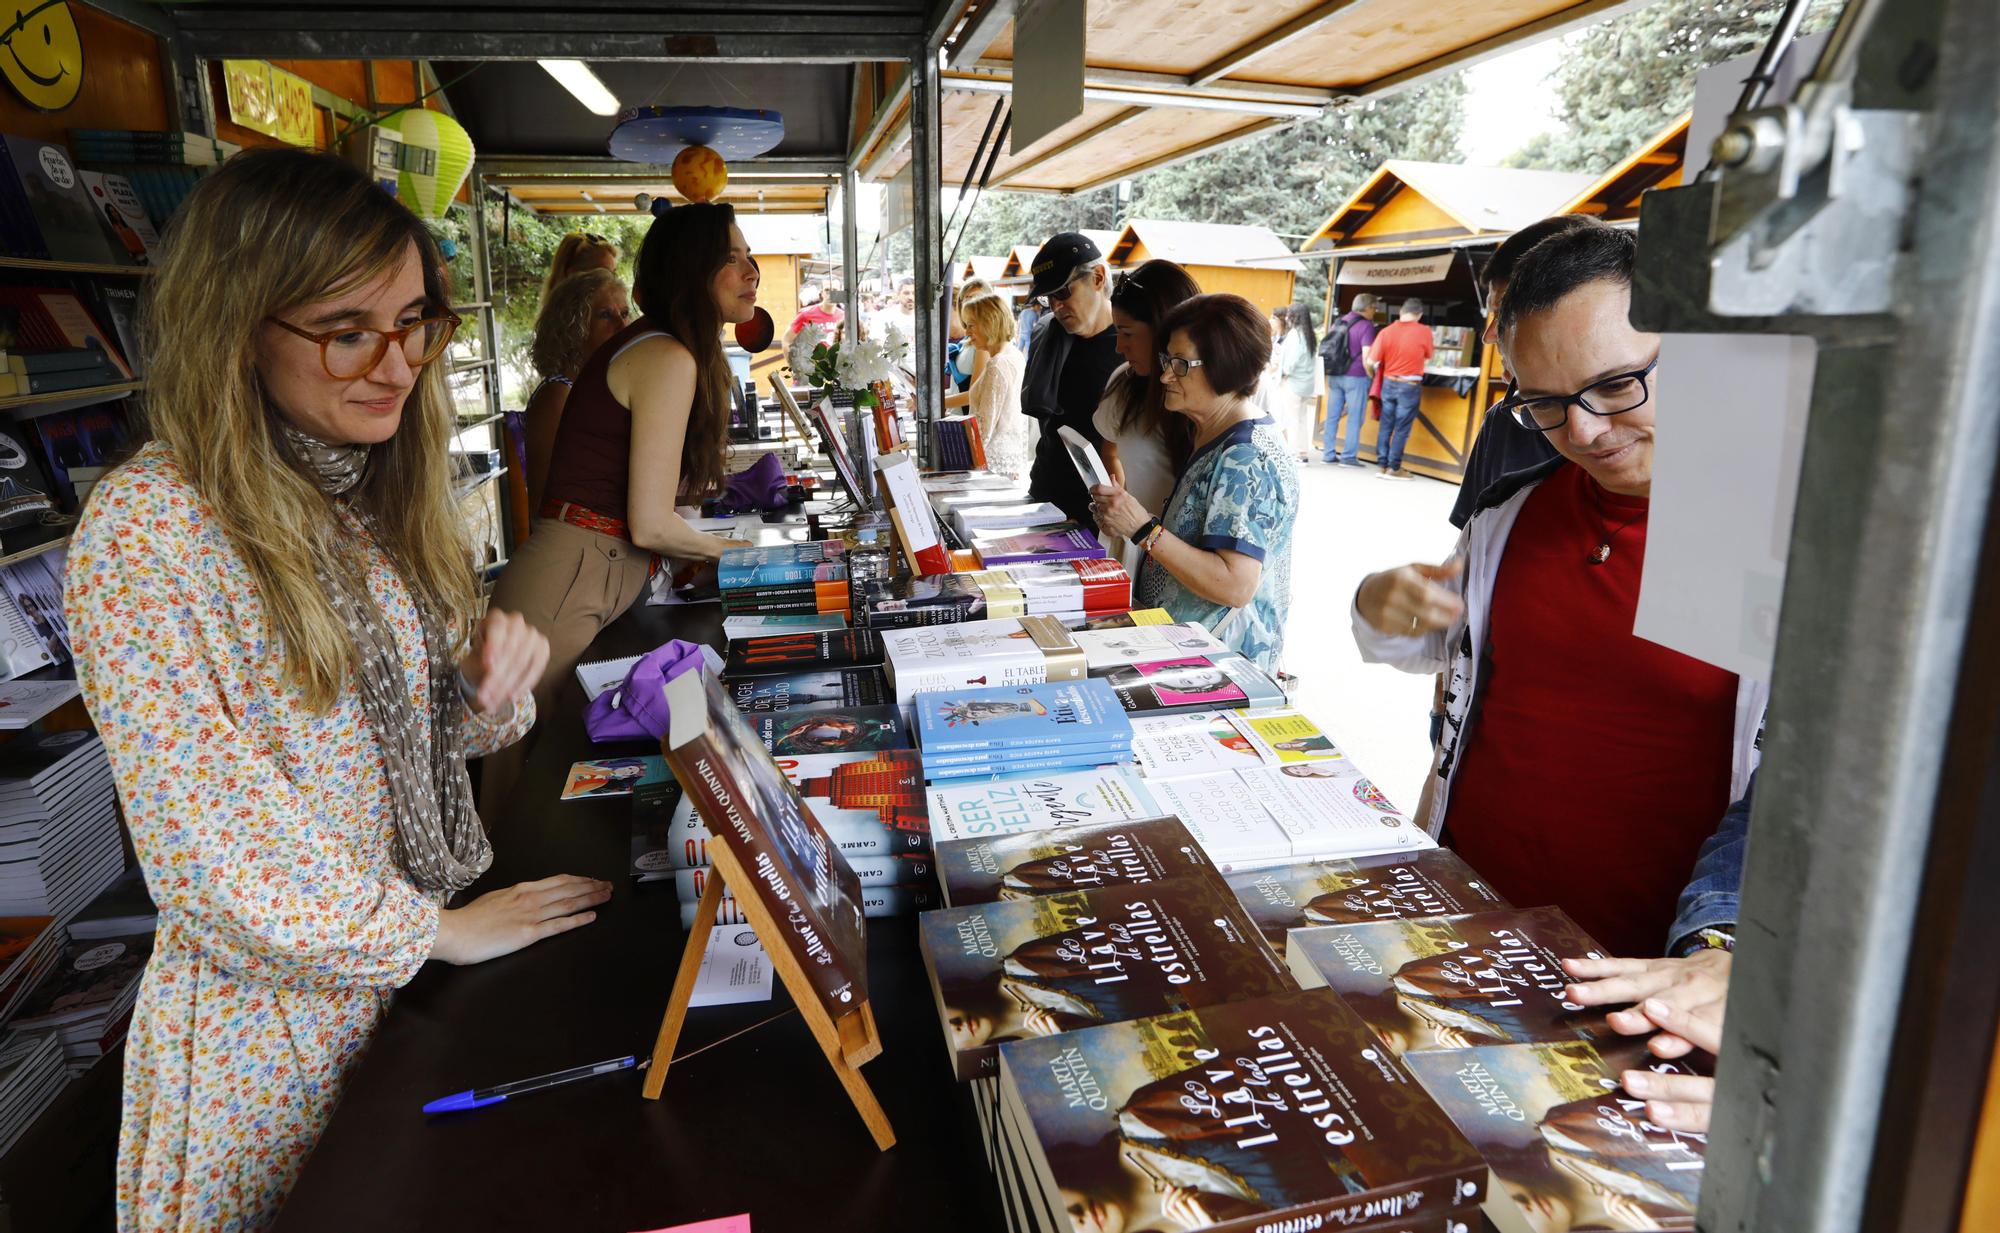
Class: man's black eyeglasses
1495,357,1659,433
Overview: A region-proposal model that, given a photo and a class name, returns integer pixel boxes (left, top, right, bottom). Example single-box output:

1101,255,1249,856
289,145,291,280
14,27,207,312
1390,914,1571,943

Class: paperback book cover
0,137,123,264
1226,849,1510,950
1071,622,1229,669
718,540,848,590
853,569,990,628
642,748,929,874
747,706,910,755
1288,907,1611,1058
723,628,884,677
880,615,1084,703
721,613,848,640
561,756,670,801
1406,1038,1708,1233
1127,710,1268,781
917,874,1294,1079
1002,557,1131,614
949,501,1067,535
920,746,1136,783
927,766,1162,844
659,669,869,1028
1228,708,1348,765
998,988,1487,1233
974,525,1107,566
1094,654,1286,715
935,815,1213,908
1236,764,1433,859
727,667,891,714
915,679,1133,758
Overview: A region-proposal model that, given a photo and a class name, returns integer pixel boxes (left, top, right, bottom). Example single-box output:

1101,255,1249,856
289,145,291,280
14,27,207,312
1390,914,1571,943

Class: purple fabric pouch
582,639,708,743
711,451,790,515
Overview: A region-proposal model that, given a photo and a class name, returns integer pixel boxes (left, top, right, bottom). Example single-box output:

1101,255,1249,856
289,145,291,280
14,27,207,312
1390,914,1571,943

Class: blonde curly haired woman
524,267,631,512
538,230,619,306
65,149,611,1231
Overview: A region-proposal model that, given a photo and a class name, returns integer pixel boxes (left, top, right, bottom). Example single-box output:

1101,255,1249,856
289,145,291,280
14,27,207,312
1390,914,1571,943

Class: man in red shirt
1350,222,1765,958
783,284,845,349
1363,297,1435,479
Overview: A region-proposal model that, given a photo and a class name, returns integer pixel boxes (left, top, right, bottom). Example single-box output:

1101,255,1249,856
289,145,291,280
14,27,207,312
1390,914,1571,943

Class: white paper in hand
1057,425,1112,491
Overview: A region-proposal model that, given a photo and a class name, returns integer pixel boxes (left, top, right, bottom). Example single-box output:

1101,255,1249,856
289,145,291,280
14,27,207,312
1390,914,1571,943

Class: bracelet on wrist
1671,925,1736,958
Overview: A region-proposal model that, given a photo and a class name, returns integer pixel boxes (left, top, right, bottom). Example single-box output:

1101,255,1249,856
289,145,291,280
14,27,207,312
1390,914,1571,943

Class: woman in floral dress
1087,294,1298,671
66,149,612,1231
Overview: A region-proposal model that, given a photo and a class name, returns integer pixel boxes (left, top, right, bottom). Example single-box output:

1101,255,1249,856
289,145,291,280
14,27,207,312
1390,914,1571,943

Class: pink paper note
634,1217,750,1233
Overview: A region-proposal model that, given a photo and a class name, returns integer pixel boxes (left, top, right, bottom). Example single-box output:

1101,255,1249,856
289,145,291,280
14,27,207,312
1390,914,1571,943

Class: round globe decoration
671,145,728,204
377,108,476,219
608,104,783,166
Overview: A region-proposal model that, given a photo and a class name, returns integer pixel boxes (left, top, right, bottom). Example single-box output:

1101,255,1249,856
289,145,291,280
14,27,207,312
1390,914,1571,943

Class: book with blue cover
921,747,1134,782
914,679,1133,757
919,735,1134,770
718,539,849,589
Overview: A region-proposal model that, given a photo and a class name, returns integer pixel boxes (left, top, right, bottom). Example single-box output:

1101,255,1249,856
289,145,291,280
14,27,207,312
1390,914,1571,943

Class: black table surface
275,601,1005,1233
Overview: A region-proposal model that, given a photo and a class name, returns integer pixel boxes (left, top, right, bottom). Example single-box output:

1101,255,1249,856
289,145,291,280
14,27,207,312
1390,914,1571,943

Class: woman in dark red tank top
488,203,757,766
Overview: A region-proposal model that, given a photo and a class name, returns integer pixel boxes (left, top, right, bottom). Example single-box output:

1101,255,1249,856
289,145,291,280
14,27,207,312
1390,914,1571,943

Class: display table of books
277,468,1708,1233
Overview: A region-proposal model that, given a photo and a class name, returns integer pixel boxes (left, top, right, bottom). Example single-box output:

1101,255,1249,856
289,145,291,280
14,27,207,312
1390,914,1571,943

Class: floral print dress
1135,416,1298,672
65,445,533,1232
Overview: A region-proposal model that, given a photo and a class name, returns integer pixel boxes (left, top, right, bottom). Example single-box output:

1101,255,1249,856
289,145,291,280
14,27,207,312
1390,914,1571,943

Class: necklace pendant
1589,543,1612,565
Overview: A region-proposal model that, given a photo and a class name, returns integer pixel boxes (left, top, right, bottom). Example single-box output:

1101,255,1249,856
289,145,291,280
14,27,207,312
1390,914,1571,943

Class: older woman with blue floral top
1088,293,1298,671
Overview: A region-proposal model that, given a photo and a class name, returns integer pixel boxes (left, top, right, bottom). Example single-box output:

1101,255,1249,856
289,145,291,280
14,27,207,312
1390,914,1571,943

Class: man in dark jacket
1020,232,1122,531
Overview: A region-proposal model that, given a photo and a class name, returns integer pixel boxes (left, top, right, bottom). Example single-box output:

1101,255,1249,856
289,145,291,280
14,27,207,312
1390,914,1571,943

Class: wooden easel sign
643,667,895,1151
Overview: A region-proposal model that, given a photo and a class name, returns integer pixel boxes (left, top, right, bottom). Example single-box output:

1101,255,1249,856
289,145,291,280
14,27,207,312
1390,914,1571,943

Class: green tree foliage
949,74,1468,322
1504,0,1842,174
480,208,650,403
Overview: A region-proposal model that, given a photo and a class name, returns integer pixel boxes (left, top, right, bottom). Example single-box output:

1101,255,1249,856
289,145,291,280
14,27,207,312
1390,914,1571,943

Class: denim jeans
1378,379,1422,470
1322,374,1370,463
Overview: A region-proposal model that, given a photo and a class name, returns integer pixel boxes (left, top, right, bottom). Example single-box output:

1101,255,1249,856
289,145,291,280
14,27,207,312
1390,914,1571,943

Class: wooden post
642,843,896,1150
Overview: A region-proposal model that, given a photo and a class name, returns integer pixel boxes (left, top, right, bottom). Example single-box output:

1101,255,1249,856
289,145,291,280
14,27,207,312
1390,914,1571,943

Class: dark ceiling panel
436,60,851,159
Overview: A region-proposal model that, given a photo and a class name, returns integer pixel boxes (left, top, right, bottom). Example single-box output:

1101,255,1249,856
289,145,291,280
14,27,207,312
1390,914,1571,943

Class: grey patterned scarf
282,425,492,894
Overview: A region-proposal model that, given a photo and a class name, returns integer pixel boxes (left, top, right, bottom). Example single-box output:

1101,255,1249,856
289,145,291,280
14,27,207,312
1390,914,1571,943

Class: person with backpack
1318,292,1378,466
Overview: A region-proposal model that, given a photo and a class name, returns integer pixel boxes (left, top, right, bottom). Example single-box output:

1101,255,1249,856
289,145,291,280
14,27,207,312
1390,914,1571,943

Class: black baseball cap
1028,232,1102,299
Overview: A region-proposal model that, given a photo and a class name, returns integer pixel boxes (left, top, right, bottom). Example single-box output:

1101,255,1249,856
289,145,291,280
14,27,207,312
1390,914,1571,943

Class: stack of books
969,524,1107,567
0,915,62,1023
914,679,1134,783
0,732,126,922
0,1031,65,1157
67,128,239,225
944,500,1066,539
11,929,152,1071
717,540,850,618
930,416,988,471
849,550,1132,629
879,615,1084,703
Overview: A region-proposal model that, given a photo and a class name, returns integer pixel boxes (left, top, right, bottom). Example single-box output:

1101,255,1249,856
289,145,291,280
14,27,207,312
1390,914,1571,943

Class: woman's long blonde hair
142,148,478,713
533,267,623,378
540,232,619,305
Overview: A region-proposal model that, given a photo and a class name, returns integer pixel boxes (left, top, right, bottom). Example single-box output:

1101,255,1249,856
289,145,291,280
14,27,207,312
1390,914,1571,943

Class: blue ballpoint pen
422,1054,645,1115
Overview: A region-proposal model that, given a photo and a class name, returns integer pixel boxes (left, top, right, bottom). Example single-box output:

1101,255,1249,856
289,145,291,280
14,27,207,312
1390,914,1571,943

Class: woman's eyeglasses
1157,354,1206,379
268,313,461,380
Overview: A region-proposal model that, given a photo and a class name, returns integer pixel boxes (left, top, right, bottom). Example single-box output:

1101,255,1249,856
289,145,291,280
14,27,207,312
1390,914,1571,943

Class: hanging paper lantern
671,145,729,204
377,108,476,219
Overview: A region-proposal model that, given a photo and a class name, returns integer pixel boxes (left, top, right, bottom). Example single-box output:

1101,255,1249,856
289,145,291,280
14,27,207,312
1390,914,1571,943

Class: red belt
539,499,661,577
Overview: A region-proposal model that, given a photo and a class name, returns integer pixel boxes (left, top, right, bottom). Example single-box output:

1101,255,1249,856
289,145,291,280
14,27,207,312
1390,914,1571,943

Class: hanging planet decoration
609,105,783,205
376,108,476,219
671,145,728,204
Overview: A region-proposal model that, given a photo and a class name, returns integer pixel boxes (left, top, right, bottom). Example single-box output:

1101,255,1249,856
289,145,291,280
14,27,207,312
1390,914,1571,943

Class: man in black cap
1020,231,1122,531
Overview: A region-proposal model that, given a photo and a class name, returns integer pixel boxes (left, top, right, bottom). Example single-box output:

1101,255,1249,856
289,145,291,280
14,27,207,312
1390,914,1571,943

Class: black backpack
1320,313,1356,375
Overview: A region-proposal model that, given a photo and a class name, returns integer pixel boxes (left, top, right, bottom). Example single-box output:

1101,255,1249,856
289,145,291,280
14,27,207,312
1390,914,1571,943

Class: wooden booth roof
1559,111,1691,222
857,0,1649,194
1108,218,1301,271
1303,160,1598,252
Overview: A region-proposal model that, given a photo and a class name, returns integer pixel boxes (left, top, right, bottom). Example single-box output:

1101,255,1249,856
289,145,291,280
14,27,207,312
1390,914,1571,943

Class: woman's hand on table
458,610,549,716
1088,483,1151,540
1355,557,1464,636
1564,951,1731,1134
433,875,614,965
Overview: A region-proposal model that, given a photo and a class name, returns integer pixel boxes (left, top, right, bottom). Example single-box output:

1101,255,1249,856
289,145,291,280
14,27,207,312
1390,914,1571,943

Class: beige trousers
479,518,653,806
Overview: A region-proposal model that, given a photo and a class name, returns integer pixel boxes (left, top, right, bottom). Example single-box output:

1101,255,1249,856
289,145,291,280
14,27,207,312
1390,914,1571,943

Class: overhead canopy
1304,160,1598,251
855,0,1650,194
1561,111,1691,222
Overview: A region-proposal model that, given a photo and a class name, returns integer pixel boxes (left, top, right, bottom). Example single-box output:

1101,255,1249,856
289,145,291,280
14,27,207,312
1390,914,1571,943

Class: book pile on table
717,540,850,619
0,732,126,922
848,546,1132,629
10,929,152,1072
0,1031,64,1158
914,679,1133,783
0,916,61,1025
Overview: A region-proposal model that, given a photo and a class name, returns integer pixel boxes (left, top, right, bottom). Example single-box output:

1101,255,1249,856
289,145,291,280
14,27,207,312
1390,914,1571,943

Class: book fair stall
0,2,1995,1233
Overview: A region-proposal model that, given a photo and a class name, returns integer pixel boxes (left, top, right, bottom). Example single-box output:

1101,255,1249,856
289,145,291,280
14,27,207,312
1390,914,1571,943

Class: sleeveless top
540,315,670,523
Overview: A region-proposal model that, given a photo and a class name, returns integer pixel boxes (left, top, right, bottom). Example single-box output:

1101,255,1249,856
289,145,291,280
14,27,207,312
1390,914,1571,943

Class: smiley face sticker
2,0,84,112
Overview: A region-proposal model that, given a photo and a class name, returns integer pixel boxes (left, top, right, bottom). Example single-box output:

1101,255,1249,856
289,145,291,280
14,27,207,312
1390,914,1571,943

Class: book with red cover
917,872,1293,1080
997,988,1487,1233
1288,907,1612,1058
660,668,870,1029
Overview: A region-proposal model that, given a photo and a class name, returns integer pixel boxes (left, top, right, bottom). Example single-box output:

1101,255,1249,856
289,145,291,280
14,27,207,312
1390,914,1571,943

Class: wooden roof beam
997,108,1148,186
1056,116,1298,195
1189,0,1380,89
943,71,1322,119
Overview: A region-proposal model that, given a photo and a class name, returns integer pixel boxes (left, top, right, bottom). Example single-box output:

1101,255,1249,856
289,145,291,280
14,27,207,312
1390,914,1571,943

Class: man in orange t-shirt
1364,297,1435,479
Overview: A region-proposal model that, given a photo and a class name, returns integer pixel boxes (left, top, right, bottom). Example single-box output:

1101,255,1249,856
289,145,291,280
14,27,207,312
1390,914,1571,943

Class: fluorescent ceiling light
540,60,621,116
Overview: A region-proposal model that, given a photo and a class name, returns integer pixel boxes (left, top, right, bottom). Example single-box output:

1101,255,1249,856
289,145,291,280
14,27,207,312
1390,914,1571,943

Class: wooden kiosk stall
1300,160,1595,481
1559,111,1691,223
1105,218,1299,313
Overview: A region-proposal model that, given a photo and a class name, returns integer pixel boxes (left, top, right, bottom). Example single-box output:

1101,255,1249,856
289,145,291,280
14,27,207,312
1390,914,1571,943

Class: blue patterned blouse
1135,415,1298,671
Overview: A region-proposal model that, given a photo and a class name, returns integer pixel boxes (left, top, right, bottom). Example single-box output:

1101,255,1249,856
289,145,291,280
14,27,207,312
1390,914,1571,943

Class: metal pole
909,43,943,470
841,166,861,345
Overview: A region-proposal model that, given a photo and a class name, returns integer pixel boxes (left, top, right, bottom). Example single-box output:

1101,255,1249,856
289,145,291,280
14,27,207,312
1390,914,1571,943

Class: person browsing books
538,230,618,307
1091,260,1202,576
1351,221,1767,958
1022,232,1124,530
1089,293,1298,672
522,268,632,515
491,203,757,730
941,289,1030,480
63,150,612,1233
